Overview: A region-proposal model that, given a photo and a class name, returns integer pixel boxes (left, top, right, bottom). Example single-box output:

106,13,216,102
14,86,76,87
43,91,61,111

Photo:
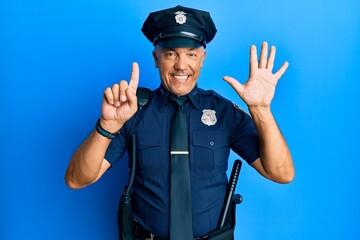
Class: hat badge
174,11,187,24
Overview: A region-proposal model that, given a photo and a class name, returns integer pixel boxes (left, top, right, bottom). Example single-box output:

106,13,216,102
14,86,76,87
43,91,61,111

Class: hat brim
157,38,204,48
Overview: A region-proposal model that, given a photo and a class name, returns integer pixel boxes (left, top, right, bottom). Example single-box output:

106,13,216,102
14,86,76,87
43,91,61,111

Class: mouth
172,74,190,82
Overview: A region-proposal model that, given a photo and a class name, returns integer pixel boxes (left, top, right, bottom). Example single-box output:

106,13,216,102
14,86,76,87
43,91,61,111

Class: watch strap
95,119,120,139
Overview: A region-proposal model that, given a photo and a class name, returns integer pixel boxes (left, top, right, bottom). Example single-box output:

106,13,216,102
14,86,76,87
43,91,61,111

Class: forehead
156,46,205,53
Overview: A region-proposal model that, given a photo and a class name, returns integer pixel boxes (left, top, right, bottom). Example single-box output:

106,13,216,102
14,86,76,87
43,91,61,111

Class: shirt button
210,141,215,146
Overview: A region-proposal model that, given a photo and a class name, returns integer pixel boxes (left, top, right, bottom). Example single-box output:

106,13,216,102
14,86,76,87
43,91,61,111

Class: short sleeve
104,129,128,166
230,108,260,165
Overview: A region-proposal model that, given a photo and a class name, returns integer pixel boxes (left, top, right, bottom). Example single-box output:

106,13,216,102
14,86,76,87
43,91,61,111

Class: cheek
159,66,169,80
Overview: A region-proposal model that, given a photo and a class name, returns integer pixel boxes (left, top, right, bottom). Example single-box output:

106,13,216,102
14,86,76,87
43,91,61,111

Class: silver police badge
201,109,217,126
174,11,187,24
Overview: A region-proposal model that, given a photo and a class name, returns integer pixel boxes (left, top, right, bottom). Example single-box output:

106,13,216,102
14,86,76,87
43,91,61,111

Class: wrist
95,119,122,139
248,106,275,124
248,105,271,114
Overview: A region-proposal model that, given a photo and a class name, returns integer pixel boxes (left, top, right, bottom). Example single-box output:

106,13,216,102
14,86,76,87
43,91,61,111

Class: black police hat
141,5,217,48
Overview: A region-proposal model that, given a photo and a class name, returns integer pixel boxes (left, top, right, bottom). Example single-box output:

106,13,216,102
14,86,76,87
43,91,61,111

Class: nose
174,55,187,71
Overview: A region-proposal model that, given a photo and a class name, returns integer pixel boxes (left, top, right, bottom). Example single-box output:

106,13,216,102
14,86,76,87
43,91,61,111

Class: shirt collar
156,84,201,110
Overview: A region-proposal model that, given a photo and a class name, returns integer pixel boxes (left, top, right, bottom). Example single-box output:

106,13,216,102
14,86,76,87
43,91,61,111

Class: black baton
218,159,242,228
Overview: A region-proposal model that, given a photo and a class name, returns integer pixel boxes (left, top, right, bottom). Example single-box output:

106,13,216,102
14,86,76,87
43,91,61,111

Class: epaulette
233,102,251,117
203,89,226,100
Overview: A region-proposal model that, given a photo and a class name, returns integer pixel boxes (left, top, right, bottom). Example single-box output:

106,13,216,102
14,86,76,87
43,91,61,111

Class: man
65,5,294,240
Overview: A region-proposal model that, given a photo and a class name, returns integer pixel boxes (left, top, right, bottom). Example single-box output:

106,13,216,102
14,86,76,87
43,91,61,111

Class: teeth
174,75,188,80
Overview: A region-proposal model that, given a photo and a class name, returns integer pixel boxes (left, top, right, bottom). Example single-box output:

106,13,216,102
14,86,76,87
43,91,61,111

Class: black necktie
169,96,193,240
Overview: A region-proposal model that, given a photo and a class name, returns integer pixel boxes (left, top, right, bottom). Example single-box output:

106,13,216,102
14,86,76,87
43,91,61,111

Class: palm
224,42,288,107
102,98,135,123
242,69,277,107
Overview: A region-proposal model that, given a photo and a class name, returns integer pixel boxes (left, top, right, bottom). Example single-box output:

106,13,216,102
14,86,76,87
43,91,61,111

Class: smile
175,75,188,79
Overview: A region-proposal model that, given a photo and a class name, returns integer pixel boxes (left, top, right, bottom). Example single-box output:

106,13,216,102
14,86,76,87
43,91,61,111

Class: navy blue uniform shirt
105,84,260,238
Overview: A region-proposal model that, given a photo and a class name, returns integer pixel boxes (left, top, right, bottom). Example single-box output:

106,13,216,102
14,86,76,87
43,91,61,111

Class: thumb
223,76,244,97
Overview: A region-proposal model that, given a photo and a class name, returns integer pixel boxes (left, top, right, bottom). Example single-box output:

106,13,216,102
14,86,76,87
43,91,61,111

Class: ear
152,50,159,68
200,50,207,67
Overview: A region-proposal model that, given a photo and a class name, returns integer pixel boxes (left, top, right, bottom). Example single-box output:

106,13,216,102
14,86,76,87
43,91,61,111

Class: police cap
141,5,217,48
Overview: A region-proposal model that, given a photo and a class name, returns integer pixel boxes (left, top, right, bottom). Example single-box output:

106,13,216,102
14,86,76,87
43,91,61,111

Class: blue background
1,0,359,239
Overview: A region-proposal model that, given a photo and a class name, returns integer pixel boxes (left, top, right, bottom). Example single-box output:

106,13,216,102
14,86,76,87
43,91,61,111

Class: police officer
65,5,295,240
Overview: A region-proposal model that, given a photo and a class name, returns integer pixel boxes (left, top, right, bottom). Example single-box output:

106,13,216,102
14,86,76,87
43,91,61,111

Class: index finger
129,62,139,93
274,61,289,80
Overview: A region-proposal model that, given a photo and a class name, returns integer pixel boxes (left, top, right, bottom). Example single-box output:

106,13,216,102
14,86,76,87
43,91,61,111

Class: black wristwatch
95,119,120,139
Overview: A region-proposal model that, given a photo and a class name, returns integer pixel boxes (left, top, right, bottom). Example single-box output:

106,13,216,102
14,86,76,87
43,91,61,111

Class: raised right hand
100,62,139,133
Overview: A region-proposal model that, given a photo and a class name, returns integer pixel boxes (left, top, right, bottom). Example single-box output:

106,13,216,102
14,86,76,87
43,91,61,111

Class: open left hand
223,42,289,107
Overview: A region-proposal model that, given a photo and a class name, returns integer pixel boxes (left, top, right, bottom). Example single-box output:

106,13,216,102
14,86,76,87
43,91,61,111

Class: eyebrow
164,47,198,51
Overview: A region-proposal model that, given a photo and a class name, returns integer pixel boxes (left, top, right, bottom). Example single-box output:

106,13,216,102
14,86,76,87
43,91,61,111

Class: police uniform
106,85,260,238
105,5,260,239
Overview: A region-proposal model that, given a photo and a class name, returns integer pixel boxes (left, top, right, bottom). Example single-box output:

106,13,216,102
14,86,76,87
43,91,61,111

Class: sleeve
104,128,129,166
230,105,260,165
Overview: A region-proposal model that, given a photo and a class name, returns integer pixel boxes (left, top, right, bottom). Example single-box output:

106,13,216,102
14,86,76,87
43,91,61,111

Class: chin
173,89,190,96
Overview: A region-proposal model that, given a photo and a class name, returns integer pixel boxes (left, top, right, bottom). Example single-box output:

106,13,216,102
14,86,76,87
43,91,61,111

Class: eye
165,51,176,58
189,53,198,58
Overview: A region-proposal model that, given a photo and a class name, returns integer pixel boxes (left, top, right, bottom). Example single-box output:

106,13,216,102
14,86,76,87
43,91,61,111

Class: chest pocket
136,132,166,174
192,131,230,176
